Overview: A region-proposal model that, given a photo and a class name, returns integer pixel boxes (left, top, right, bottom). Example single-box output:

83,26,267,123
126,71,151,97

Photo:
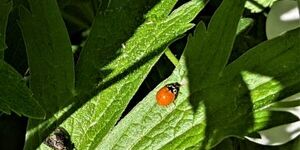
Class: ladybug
156,82,180,106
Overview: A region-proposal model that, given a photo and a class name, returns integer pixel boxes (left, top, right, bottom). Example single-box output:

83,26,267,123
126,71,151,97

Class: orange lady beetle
156,82,180,106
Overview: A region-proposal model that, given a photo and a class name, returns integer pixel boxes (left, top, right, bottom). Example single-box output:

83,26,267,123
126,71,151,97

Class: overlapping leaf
0,0,12,59
98,28,300,150
0,0,45,119
245,0,277,13
97,0,300,148
0,60,45,118
19,0,75,114
55,0,207,150
19,0,75,149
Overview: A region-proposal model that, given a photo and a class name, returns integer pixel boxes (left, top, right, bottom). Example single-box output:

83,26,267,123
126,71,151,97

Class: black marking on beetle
166,82,180,97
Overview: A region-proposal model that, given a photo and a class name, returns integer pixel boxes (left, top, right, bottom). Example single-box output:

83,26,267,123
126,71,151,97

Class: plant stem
164,48,179,66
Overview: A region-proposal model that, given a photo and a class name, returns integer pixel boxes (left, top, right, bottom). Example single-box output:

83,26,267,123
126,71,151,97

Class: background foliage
0,0,299,149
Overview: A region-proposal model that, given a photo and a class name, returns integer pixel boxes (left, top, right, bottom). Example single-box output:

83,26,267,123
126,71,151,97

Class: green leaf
203,27,300,148
96,5,300,150
0,60,45,119
75,0,179,93
271,100,300,108
55,0,206,150
269,93,300,108
19,0,75,149
237,18,253,34
185,0,246,110
97,28,300,150
245,0,277,13
212,136,300,150
57,0,98,31
19,0,75,114
98,0,247,148
0,0,12,59
4,1,29,74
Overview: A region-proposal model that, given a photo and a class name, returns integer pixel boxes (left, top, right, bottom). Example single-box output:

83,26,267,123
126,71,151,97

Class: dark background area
1,0,299,149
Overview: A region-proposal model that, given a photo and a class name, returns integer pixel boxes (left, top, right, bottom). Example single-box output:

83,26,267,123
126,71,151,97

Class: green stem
164,48,179,66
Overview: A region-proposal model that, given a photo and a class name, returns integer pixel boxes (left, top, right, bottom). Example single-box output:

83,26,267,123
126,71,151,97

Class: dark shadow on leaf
211,111,298,150
188,91,202,112
184,19,300,149
199,69,300,149
25,0,163,149
246,132,261,139
74,0,160,94
200,66,300,149
31,44,167,150
4,0,30,74
258,111,298,131
27,44,165,149
199,76,253,149
187,39,300,148
247,0,268,13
